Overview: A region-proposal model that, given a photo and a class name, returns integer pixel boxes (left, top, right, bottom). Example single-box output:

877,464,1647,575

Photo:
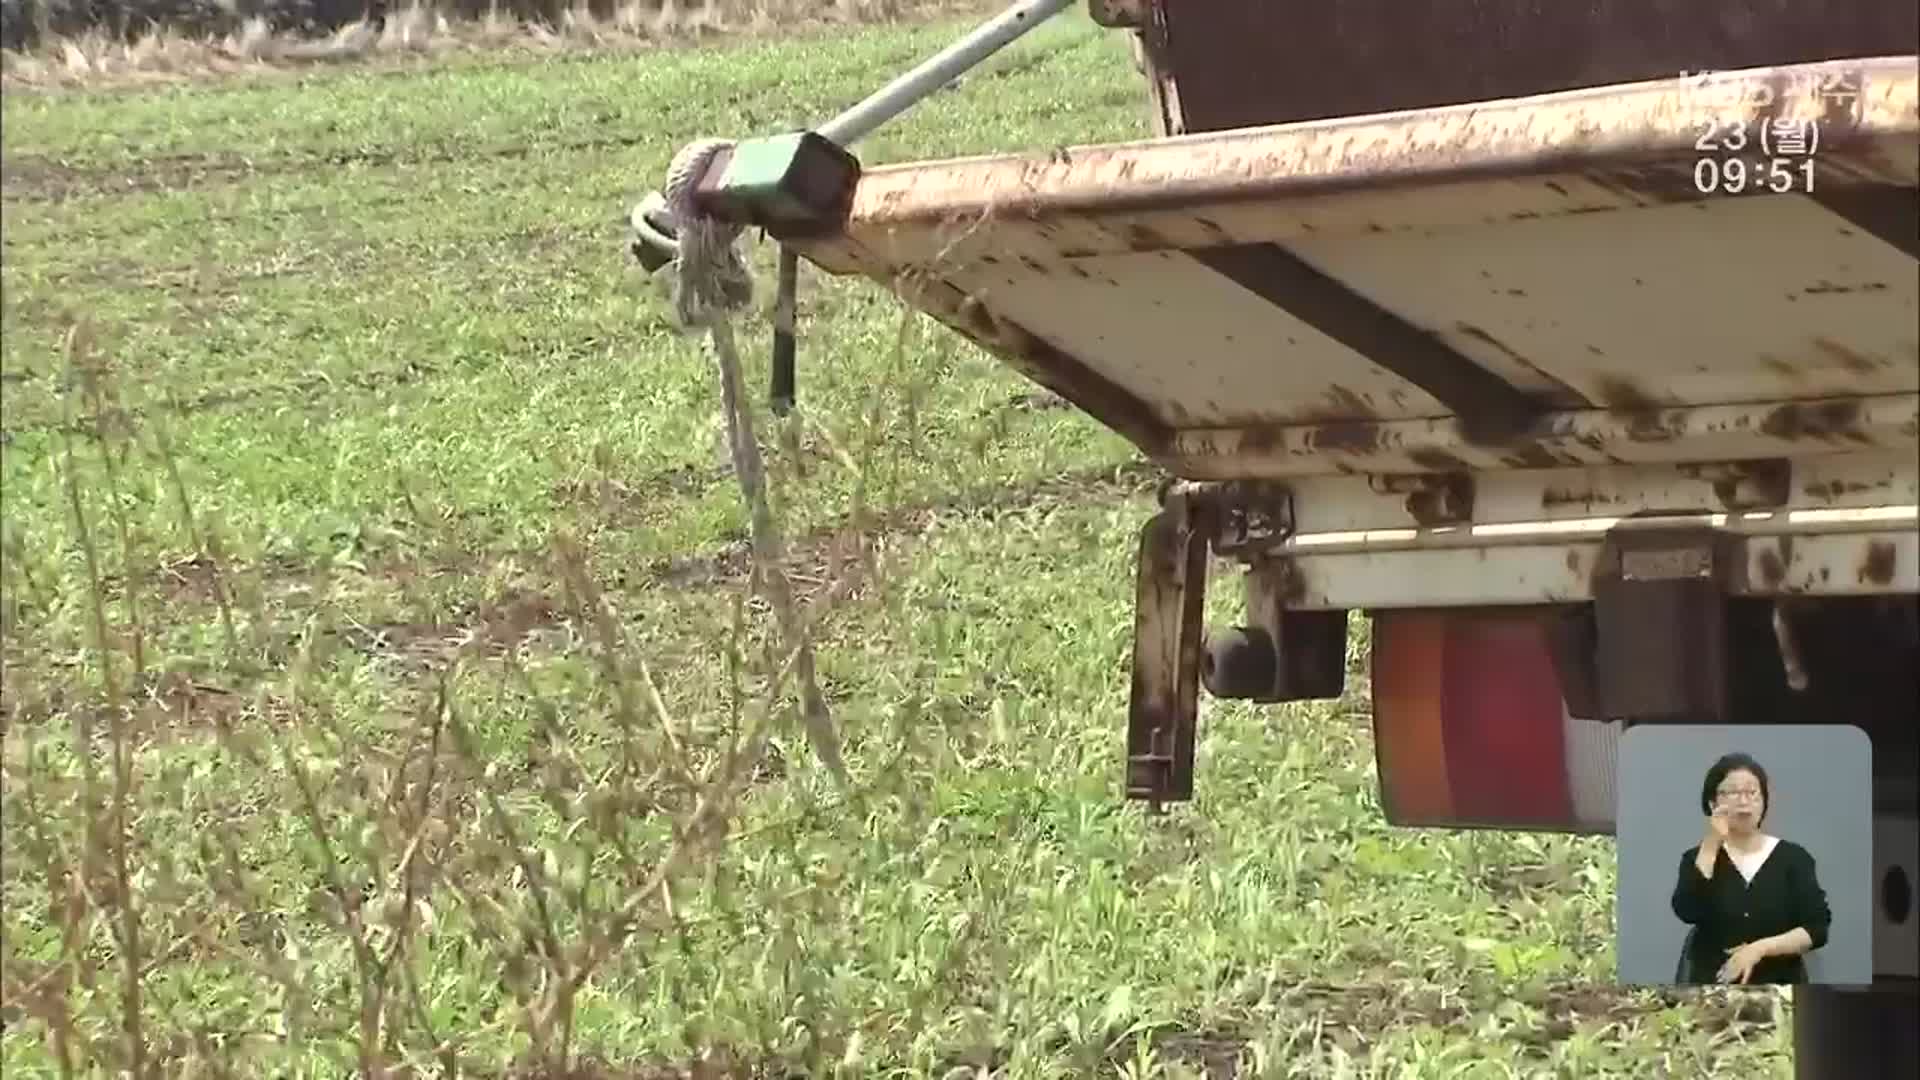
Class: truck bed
789,56,1918,605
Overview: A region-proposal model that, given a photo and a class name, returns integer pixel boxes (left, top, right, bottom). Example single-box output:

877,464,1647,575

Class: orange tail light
1373,607,1619,832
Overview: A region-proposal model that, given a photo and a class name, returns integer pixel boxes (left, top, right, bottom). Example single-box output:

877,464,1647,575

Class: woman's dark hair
1700,752,1771,821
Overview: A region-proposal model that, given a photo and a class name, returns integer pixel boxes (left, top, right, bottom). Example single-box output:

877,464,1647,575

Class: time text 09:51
1693,156,1817,194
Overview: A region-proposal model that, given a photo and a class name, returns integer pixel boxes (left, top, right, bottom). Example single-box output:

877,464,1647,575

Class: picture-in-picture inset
1615,724,1872,987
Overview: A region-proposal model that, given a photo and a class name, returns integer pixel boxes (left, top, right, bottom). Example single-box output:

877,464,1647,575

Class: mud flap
1592,525,1734,725
1124,491,1211,807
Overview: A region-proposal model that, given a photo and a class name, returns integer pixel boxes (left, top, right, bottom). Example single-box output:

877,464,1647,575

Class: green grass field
2,12,1794,1077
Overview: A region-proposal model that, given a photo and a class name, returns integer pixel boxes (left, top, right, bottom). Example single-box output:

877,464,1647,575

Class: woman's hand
1703,810,1731,846
1696,810,1730,877
1719,939,1772,984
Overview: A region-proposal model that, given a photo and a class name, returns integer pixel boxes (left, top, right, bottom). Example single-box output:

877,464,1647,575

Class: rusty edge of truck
799,56,1919,267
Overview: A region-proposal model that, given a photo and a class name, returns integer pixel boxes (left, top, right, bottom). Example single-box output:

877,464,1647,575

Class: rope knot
663,138,754,328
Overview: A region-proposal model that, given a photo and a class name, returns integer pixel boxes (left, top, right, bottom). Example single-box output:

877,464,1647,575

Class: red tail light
1372,607,1619,833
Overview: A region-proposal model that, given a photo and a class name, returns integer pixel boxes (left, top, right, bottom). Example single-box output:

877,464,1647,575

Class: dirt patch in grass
31,458,1158,686
552,461,731,526
646,458,1163,591
151,552,306,606
138,670,251,730
0,2,1008,94
1477,859,1581,900
323,458,1161,669
1,360,446,443
332,583,570,669
1514,983,1777,1044
0,134,663,201
1004,388,1073,413
1,154,262,202
1292,979,1473,1036
1683,987,1781,1032
0,664,256,743
498,1054,785,1080
1074,980,1721,1076
18,226,592,301
1142,1028,1248,1078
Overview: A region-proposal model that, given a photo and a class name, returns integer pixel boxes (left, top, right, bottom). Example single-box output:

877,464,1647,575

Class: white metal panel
943,250,1449,427
1285,196,1920,408
1564,708,1624,833
1281,525,1918,609
1164,393,1919,477
1279,452,1918,534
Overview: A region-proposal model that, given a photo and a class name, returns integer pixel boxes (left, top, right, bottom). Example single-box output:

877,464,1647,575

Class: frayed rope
662,138,754,329
640,140,851,793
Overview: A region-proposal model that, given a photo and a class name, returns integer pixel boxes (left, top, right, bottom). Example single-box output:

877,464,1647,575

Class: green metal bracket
692,131,862,241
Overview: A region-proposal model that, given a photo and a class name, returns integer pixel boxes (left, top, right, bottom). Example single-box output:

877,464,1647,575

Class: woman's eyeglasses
1716,788,1763,804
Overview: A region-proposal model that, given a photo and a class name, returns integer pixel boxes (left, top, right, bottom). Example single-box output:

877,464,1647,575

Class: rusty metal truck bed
795,58,1917,477
786,56,1918,605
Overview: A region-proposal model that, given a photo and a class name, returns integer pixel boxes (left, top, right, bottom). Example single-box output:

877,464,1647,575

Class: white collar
1726,835,1779,881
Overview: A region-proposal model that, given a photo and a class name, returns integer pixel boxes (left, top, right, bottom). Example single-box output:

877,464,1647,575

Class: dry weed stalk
1,288,922,1072
1,324,154,1075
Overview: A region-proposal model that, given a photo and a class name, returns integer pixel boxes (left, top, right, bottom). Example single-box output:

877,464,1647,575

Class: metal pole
637,0,1080,416
770,0,1076,417
770,247,799,415
817,0,1077,147
632,0,1078,264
